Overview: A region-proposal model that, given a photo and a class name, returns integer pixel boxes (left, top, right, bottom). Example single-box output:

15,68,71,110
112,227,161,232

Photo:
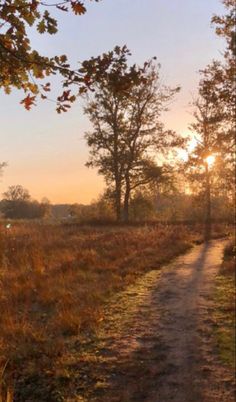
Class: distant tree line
69,189,234,224
0,183,233,223
0,185,50,219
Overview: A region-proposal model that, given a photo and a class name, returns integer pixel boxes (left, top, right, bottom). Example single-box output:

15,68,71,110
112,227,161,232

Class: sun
205,155,215,167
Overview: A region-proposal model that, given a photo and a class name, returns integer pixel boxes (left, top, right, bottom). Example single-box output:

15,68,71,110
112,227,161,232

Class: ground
63,239,234,402
0,224,234,401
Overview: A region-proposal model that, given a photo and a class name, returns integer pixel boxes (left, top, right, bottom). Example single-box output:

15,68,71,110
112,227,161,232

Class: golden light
205,155,215,167
188,137,198,152
178,135,198,162
178,149,188,162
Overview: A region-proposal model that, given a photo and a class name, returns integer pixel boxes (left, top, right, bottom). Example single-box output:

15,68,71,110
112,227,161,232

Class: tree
199,0,235,182
0,0,103,112
129,192,156,222
70,195,115,223
3,184,30,201
183,0,236,237
84,46,182,222
1,185,49,218
40,197,51,217
122,160,175,222
184,96,225,239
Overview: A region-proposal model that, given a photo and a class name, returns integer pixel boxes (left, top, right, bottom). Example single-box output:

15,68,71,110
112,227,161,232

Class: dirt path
70,240,235,402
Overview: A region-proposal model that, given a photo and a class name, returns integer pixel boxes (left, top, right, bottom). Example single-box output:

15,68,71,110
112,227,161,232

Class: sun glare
178,136,198,162
178,149,188,162
205,155,215,167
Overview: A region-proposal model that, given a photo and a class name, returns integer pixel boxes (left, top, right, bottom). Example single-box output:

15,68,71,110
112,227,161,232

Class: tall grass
0,361,13,402
0,222,227,400
213,239,235,368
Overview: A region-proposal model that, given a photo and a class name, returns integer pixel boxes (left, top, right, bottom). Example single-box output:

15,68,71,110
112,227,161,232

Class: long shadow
92,243,215,401
187,242,210,286
57,244,212,401
14,242,218,402
70,243,215,402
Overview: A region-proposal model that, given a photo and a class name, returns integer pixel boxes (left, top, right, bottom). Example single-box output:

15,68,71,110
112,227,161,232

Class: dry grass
220,240,236,276
213,238,235,368
0,222,228,400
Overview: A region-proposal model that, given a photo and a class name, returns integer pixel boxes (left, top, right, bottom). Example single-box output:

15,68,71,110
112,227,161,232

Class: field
0,222,229,401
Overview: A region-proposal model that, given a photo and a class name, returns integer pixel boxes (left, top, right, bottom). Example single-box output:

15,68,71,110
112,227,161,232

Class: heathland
0,222,233,401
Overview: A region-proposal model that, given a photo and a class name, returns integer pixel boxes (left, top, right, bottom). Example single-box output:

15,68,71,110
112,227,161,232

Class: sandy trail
73,240,234,402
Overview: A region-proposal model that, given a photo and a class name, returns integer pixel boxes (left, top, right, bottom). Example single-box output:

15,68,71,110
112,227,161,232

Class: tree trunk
113,122,122,222
204,163,212,241
115,182,122,222
123,174,131,223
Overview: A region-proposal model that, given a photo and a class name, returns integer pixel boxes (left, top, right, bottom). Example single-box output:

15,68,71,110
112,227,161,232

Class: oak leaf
71,1,86,15
20,94,36,110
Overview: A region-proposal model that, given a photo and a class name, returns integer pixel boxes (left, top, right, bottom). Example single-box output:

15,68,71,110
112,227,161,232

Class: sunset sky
0,0,225,204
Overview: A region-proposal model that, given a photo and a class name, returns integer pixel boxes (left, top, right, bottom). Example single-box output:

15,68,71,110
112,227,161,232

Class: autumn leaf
84,75,91,85
42,82,51,92
63,90,71,100
56,103,71,113
57,90,71,102
79,86,87,94
71,1,86,15
37,20,46,34
20,94,36,110
56,4,68,12
0,0,101,111
60,55,68,63
30,0,39,12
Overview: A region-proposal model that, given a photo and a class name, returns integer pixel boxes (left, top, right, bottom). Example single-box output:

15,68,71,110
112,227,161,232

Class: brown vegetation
213,239,235,368
0,222,229,400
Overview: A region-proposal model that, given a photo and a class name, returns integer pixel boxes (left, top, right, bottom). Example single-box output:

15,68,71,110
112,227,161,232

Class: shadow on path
68,240,234,402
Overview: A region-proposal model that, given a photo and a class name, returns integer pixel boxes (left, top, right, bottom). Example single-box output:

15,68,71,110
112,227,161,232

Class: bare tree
3,184,30,201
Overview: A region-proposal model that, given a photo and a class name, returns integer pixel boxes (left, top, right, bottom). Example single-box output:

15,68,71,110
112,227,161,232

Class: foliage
182,0,236,237
184,87,235,238
70,196,115,223
213,240,235,367
1,185,50,219
0,0,103,112
84,46,182,221
129,192,156,221
198,0,235,182
3,184,30,201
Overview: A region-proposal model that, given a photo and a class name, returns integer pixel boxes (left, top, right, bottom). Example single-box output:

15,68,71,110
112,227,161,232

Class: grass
0,361,14,402
0,222,229,401
213,239,235,368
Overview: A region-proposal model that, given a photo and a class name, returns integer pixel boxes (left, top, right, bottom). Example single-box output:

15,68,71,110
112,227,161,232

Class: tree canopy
199,0,235,177
184,96,224,237
84,46,182,221
181,0,235,236
0,0,101,112
1,184,50,218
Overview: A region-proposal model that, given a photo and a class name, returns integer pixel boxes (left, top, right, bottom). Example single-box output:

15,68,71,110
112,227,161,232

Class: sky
0,0,225,204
